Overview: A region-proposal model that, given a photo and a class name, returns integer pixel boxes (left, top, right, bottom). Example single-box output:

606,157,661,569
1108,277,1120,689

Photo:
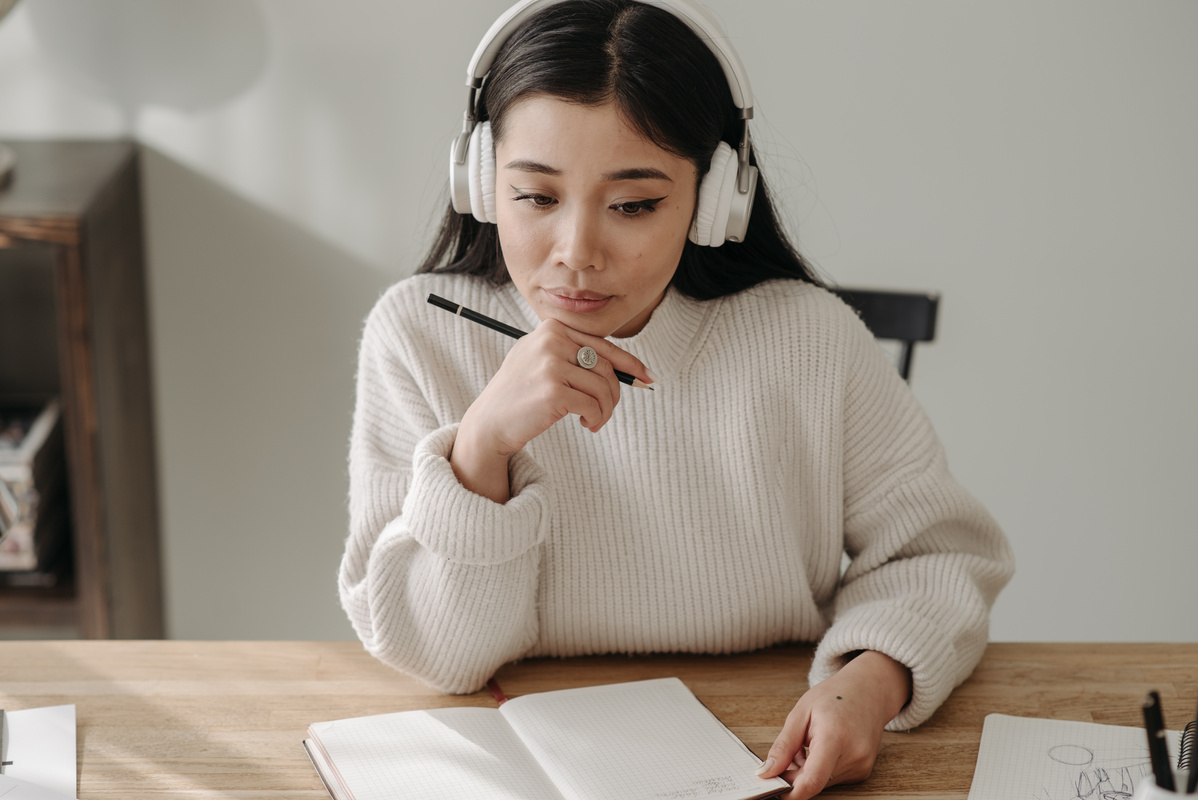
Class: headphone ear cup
466,121,497,224
724,163,757,243
449,129,472,215
689,142,737,247
478,122,497,223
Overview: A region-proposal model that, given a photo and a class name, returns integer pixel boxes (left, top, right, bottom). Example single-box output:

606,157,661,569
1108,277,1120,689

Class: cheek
496,214,542,263
616,217,681,256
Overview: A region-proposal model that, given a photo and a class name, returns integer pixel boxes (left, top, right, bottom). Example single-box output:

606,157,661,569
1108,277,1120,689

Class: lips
543,288,612,313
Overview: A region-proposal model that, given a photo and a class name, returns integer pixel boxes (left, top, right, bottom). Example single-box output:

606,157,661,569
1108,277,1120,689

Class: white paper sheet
4,706,76,799
0,774,78,800
968,714,1184,800
501,678,788,800
308,706,563,800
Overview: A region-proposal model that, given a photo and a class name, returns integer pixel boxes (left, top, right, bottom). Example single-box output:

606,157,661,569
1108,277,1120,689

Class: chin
570,316,621,338
536,305,622,337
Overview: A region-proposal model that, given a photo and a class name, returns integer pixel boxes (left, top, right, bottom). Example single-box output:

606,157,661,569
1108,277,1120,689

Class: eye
512,192,556,208
611,197,666,217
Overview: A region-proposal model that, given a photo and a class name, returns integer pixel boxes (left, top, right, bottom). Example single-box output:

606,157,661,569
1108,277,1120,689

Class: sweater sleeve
338,293,551,693
808,305,1015,730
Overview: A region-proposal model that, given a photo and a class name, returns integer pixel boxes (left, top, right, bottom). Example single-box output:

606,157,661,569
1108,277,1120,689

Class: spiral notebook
302,677,789,800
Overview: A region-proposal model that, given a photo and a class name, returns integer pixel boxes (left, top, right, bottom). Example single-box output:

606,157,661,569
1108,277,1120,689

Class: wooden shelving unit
0,139,164,638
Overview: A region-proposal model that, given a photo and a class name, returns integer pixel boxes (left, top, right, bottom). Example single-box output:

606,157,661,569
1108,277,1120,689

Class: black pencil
1144,690,1176,792
427,294,652,390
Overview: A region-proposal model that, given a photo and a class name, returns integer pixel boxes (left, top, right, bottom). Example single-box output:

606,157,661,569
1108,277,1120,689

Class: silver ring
576,346,598,369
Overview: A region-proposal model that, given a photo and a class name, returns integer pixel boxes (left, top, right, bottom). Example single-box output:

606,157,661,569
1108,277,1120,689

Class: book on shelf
0,399,70,573
303,676,790,800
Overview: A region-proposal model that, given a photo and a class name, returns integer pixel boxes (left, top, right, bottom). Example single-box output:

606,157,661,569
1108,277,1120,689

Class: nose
553,205,605,271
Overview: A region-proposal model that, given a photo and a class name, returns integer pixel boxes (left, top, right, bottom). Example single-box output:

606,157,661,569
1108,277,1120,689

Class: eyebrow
503,159,672,183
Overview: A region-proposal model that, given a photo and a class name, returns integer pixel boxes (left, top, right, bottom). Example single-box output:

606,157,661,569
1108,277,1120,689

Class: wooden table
0,641,1194,799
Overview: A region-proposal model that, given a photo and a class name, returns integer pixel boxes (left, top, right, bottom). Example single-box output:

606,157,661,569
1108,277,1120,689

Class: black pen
427,294,653,390
1144,690,1176,792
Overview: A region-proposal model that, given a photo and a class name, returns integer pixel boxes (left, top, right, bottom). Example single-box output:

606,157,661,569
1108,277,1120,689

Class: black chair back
831,288,939,381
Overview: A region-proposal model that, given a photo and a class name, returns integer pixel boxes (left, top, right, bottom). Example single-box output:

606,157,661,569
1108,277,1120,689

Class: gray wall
0,0,1194,642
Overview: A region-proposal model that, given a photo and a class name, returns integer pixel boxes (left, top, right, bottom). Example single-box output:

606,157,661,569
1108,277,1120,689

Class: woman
340,1,1014,797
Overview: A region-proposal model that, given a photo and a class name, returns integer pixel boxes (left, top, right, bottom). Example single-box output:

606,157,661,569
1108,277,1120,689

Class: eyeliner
427,294,653,390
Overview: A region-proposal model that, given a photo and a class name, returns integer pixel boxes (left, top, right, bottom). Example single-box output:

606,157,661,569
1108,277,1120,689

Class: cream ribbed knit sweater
340,272,1014,730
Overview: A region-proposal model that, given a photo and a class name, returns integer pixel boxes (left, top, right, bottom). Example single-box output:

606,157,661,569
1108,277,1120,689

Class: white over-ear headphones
449,0,758,245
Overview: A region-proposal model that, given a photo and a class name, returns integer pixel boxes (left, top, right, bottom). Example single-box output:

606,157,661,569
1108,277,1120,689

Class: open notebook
303,677,789,800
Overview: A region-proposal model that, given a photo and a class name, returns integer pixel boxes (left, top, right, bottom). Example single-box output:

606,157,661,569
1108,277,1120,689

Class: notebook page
309,705,564,800
500,677,788,800
968,714,1184,800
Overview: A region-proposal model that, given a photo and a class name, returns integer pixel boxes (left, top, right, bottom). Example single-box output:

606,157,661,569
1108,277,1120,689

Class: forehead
496,94,692,177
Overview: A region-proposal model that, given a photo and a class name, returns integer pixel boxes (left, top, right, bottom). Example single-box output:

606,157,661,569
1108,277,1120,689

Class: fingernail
755,758,775,776
645,367,660,384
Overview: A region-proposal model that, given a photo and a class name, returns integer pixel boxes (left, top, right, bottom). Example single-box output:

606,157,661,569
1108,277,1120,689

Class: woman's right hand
450,317,654,503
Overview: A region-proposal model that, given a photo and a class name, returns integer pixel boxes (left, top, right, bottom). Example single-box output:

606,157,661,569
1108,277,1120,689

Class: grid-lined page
968,714,1184,800
309,706,564,800
500,677,788,800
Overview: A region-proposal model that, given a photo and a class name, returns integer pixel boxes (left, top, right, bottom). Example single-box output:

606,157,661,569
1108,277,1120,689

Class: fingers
757,717,832,800
476,317,654,451
565,376,616,431
762,680,889,800
551,319,656,388
757,706,810,780
785,743,838,800
535,319,654,430
480,322,614,434
554,344,621,431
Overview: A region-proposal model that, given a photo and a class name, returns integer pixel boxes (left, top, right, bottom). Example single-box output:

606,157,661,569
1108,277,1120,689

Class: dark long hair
419,0,823,299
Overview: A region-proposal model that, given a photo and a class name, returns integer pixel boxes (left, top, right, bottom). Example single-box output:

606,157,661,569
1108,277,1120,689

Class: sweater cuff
809,604,978,731
403,424,551,564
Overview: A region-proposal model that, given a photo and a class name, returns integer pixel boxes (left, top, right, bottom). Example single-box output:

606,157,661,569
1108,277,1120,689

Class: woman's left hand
756,651,912,800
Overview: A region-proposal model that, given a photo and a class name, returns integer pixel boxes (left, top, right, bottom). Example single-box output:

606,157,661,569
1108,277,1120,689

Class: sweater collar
611,287,712,379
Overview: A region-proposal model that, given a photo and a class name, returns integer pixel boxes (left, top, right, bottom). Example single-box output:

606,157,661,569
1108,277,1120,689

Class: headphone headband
465,0,753,116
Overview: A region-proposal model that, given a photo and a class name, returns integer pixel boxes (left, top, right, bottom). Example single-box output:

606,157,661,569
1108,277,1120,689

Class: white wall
1,0,1194,642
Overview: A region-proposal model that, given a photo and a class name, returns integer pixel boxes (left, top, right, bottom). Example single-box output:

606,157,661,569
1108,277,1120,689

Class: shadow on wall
140,144,393,641
25,0,268,117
